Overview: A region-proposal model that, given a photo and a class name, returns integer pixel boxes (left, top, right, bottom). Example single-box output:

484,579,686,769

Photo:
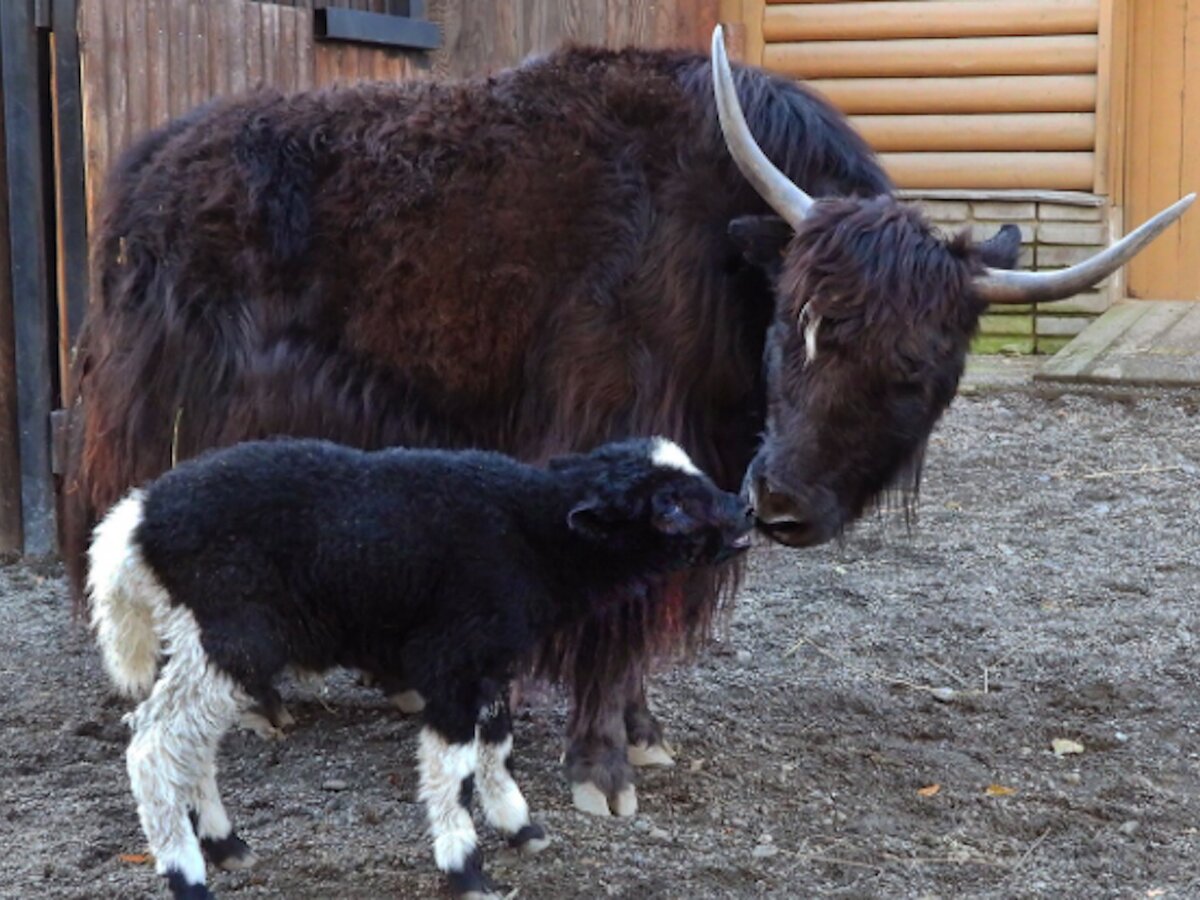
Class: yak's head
711,27,1194,548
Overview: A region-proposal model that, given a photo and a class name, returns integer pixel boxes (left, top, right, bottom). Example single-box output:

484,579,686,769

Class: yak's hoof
508,823,551,856
571,781,637,817
289,666,327,691
628,741,675,768
571,781,612,817
238,709,284,741
275,704,296,729
460,892,503,900
612,784,638,818
389,689,426,714
217,847,258,872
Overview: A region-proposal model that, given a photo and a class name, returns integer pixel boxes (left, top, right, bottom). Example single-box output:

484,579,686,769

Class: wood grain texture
852,113,1096,152
1124,0,1195,297
809,75,1098,115
764,1,1099,42
881,152,1096,191
765,35,1099,78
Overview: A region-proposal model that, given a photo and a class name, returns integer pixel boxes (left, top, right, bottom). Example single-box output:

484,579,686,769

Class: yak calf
88,436,753,899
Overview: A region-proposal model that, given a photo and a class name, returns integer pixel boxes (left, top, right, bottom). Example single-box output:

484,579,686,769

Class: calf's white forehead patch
650,438,701,476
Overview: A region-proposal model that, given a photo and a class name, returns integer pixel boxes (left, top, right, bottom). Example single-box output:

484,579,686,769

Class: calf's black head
711,26,1195,548
554,438,754,568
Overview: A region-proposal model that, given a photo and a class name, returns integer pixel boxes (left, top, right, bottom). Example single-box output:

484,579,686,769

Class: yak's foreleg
624,674,675,768
564,671,639,819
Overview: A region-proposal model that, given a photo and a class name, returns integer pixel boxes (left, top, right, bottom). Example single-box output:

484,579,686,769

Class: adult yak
66,28,1191,817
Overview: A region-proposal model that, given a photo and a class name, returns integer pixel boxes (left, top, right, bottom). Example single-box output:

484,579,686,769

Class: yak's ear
729,215,793,268
977,224,1022,270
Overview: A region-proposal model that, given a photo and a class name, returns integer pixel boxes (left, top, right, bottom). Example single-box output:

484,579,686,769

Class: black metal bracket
314,6,441,51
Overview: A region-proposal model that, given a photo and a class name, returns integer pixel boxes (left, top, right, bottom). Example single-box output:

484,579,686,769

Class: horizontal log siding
760,1,1101,190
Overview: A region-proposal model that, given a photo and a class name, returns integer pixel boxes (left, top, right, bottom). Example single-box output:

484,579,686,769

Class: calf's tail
86,489,166,698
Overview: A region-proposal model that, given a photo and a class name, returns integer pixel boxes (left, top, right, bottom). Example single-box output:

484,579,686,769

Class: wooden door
1123,0,1200,299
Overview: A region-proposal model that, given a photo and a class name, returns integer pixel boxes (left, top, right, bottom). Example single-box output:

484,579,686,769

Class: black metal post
0,0,57,555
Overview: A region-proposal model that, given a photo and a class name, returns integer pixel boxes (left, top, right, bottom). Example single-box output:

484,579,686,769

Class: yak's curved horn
711,25,813,229
975,193,1196,305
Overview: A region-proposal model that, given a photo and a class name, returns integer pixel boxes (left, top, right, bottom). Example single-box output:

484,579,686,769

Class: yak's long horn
711,25,814,230
974,193,1196,304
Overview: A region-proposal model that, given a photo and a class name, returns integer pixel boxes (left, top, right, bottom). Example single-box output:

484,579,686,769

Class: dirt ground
3,374,1199,899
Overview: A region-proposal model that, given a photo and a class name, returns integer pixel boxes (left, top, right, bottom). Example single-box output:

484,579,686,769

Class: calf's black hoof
446,848,505,899
165,870,214,899
507,822,551,855
201,831,258,871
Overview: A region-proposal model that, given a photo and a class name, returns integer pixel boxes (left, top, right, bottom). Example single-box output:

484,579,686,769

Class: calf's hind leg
191,749,257,872
125,613,244,899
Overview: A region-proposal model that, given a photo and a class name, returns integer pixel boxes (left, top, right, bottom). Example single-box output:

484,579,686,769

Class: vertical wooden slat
186,0,207,109
1177,0,1200,297
125,0,149,141
145,0,169,127
105,0,128,175
1099,0,1129,201
1092,0,1117,194
206,0,227,97
260,0,278,89
243,0,263,91
78,0,107,236
743,0,766,65
293,4,314,90
278,1,296,91
51,0,89,376
226,0,246,96
166,0,189,118
1127,0,1187,297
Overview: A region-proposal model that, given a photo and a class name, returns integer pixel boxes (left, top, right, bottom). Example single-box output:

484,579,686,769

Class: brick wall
903,192,1113,354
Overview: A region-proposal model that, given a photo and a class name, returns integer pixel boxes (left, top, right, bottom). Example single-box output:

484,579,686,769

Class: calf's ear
567,497,618,540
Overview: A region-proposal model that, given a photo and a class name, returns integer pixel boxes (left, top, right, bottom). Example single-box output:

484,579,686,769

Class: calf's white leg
125,605,243,899
417,726,496,898
475,698,549,854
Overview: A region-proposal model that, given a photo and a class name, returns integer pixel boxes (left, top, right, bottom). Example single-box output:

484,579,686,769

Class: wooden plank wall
756,0,1102,190
78,0,719,248
1123,0,1200,299
78,0,430,231
428,0,718,78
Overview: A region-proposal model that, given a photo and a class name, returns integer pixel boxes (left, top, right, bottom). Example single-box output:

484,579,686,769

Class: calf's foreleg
475,694,549,854
417,717,492,899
